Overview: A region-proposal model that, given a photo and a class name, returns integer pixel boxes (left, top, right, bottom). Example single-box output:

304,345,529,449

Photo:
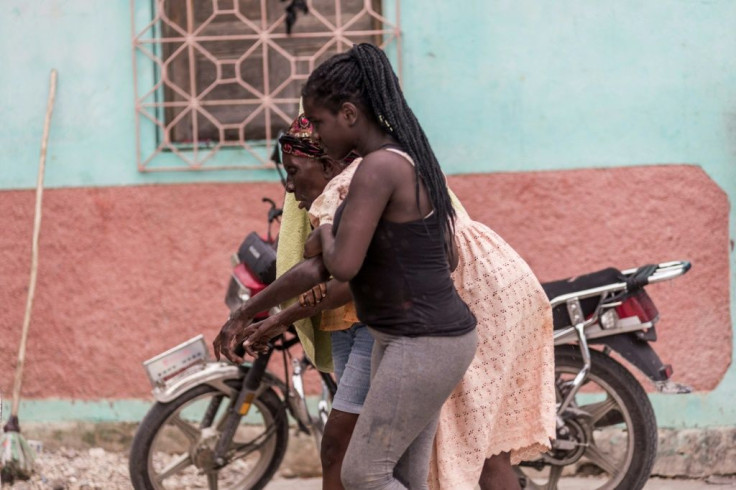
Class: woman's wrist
230,303,253,321
299,282,328,307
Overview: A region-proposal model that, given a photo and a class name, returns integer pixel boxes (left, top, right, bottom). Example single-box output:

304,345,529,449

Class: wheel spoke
170,413,201,444
200,395,224,429
556,377,593,405
155,453,193,483
545,465,563,490
580,396,619,426
584,443,619,476
207,471,219,490
230,427,273,460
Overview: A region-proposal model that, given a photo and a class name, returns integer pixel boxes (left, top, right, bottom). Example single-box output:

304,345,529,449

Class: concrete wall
1,0,734,428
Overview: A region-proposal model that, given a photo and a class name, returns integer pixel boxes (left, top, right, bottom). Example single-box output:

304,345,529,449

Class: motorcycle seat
541,268,624,329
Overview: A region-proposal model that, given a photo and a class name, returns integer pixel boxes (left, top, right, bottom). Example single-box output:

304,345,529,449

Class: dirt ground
1,445,734,489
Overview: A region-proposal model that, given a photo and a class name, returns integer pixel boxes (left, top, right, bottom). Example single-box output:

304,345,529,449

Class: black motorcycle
129,195,691,489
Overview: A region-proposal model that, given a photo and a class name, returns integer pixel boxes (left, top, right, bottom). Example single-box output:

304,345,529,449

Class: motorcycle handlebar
269,208,283,222
261,197,283,224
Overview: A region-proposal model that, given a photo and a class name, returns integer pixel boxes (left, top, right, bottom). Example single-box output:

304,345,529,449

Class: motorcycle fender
151,362,286,404
597,334,671,382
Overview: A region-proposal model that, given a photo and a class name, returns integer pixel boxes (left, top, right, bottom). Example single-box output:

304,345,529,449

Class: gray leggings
341,327,478,490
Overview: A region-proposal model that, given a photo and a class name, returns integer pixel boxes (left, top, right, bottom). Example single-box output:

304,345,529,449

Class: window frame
130,0,402,172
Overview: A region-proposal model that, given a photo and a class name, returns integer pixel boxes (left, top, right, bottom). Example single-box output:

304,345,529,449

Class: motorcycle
129,199,337,490
517,260,692,490
128,191,692,490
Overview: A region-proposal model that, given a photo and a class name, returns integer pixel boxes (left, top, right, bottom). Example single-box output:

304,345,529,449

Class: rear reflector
615,289,660,324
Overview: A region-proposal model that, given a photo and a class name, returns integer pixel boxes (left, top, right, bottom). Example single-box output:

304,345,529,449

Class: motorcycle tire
129,379,289,490
519,345,658,490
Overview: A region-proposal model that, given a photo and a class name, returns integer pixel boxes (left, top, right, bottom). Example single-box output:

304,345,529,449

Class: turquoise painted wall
398,0,736,429
2,1,734,189
1,0,734,427
0,1,278,187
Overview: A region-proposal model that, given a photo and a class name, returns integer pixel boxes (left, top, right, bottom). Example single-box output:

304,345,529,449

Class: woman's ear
321,158,343,180
341,102,359,126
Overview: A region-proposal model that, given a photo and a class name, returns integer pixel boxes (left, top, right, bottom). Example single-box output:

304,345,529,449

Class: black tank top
332,200,476,337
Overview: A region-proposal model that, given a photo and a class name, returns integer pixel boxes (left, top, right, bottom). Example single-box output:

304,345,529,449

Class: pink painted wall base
0,164,730,398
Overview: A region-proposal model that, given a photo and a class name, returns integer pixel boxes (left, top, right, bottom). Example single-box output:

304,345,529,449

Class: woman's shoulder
356,148,414,181
362,147,411,165
308,158,362,226
330,157,362,192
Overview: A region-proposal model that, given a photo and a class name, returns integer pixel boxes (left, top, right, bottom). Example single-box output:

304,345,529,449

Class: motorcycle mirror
261,197,282,224
270,131,287,188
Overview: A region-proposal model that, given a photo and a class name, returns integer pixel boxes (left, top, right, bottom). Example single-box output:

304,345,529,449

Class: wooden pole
10,69,58,418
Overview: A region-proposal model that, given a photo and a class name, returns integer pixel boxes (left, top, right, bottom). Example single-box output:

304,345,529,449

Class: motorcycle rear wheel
129,379,289,490
518,346,657,490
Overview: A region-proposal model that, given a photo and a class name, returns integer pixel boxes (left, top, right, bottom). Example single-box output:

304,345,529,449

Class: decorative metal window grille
130,0,401,172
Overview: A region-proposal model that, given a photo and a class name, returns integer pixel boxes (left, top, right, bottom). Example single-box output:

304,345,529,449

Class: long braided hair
302,43,456,241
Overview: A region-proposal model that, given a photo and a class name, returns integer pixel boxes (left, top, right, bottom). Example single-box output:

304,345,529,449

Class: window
131,0,401,171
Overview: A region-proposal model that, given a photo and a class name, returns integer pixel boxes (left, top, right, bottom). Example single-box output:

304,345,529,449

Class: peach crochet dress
310,153,556,489
429,204,556,489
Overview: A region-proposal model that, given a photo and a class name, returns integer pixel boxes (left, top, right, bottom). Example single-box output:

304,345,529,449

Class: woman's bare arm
317,154,398,281
240,280,354,359
236,256,330,319
213,255,331,361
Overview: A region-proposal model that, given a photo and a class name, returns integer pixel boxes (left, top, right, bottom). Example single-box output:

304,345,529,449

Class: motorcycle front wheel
129,379,289,490
517,345,657,490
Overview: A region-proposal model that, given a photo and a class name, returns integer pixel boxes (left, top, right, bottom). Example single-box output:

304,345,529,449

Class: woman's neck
354,123,397,156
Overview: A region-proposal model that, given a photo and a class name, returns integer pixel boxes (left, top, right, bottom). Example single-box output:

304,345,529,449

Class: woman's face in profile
283,153,331,210
303,98,355,161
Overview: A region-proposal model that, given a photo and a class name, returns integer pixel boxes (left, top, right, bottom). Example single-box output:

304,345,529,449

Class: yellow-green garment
275,193,333,372
449,190,465,219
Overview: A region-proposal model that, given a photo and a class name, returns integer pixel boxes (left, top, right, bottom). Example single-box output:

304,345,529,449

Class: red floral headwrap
279,113,325,159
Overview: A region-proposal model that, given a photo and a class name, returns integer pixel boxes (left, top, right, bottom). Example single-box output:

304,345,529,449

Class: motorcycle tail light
615,289,659,324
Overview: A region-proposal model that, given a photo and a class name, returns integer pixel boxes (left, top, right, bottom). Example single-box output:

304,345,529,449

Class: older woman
214,114,374,489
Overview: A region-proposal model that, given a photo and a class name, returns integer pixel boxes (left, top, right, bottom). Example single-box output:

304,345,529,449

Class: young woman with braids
216,104,478,488
301,43,554,489
300,43,479,490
